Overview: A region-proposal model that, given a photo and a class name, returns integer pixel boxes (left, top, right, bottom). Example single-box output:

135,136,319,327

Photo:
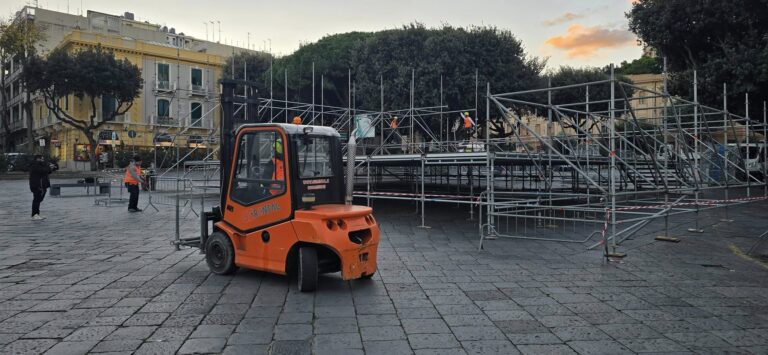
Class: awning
154,133,174,147
188,135,207,148
98,130,121,145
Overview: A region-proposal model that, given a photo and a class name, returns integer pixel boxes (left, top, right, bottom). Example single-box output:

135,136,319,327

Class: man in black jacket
29,155,55,220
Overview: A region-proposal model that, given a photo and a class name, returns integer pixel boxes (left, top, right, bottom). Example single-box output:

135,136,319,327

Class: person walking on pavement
124,155,143,212
29,155,55,220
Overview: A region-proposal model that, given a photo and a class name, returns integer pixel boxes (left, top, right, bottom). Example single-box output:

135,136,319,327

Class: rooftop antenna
217,20,221,43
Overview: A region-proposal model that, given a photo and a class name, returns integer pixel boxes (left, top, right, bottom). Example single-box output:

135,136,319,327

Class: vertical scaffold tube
346,134,356,205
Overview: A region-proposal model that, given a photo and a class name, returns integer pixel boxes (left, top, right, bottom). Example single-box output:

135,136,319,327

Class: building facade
624,73,665,125
1,6,255,170
36,30,226,170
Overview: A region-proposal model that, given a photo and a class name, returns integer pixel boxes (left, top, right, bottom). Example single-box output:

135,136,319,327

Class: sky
3,0,642,69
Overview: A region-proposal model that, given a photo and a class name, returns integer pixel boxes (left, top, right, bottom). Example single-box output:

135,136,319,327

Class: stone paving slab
0,179,767,354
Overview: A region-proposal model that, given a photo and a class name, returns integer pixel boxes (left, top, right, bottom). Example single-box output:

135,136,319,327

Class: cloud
542,12,584,26
544,24,637,58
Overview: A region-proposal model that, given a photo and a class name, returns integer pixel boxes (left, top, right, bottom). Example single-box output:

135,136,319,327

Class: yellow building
34,30,226,170
624,74,664,124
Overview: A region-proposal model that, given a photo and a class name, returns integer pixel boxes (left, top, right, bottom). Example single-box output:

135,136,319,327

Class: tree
23,46,142,171
627,0,768,119
267,31,374,107
221,51,273,100
245,24,545,139
0,18,45,153
616,56,661,75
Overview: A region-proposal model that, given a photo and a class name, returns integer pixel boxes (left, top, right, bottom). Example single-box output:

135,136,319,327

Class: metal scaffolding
171,59,768,256
479,67,767,255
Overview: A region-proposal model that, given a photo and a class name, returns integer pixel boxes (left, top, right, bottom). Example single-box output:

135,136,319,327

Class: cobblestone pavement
1,179,767,355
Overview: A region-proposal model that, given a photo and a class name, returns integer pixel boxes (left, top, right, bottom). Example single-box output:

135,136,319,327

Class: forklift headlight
326,220,336,230
336,219,346,229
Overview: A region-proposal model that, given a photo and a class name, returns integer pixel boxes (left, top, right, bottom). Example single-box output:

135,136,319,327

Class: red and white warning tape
353,191,476,200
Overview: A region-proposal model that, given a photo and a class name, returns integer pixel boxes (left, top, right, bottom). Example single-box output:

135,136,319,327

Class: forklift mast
219,79,260,210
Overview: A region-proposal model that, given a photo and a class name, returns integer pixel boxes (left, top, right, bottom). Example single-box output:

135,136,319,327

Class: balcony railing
151,115,176,126
189,84,207,96
154,80,176,92
11,119,28,131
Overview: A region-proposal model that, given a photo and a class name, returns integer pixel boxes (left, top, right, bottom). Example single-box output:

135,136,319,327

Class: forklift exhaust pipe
346,133,356,205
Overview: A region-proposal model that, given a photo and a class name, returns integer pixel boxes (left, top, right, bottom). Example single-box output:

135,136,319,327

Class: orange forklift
199,80,379,291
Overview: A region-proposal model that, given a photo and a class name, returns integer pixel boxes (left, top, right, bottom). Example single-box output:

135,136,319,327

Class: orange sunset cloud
544,24,637,58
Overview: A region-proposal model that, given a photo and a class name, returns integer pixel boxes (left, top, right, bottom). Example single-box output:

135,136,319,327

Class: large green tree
256,24,545,139
269,31,373,107
24,46,142,171
627,0,768,119
222,51,273,99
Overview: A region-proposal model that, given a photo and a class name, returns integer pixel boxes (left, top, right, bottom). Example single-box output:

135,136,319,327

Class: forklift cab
202,123,379,292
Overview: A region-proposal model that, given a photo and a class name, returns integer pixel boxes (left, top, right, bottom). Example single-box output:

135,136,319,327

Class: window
191,68,203,92
157,63,170,89
157,99,171,125
102,95,116,121
157,99,170,117
190,102,202,127
231,131,285,205
296,136,333,178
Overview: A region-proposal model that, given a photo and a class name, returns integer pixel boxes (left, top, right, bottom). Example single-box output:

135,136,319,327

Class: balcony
153,80,176,93
151,115,176,127
11,119,28,132
189,84,207,97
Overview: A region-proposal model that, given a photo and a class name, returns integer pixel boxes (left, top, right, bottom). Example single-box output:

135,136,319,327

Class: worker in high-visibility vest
292,116,302,125
463,112,475,129
265,139,285,196
124,155,143,212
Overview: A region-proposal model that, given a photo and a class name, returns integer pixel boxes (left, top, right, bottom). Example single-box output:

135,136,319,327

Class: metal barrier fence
94,169,128,207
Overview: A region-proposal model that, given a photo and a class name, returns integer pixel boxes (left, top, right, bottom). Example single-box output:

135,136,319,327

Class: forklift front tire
205,232,237,275
297,247,318,292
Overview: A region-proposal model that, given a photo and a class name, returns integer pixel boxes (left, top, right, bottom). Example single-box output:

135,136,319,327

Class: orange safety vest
463,115,472,129
270,157,284,195
124,164,142,185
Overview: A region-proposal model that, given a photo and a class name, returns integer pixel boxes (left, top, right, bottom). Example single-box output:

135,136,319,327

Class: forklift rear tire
297,247,318,292
205,232,237,275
